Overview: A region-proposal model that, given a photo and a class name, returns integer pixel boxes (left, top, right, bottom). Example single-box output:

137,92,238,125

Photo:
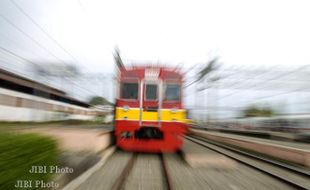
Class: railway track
75,148,302,190
160,153,173,190
111,153,137,190
185,135,310,190
111,152,173,190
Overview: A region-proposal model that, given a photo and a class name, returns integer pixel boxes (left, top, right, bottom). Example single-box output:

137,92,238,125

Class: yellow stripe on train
115,107,187,123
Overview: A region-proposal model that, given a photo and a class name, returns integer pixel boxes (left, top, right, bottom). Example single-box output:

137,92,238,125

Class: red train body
114,66,189,152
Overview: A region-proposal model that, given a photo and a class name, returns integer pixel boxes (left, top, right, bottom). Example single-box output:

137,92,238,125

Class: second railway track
185,135,310,190
75,145,307,190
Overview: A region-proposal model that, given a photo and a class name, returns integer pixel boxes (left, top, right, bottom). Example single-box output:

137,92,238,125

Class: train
114,66,190,152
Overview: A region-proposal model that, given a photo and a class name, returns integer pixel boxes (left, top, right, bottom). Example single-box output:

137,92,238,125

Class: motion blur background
1,0,310,122
0,0,310,189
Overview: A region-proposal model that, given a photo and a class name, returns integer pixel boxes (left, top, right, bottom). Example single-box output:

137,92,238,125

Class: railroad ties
68,129,309,190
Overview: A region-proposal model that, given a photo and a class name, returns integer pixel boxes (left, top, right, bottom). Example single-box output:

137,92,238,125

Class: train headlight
123,105,129,112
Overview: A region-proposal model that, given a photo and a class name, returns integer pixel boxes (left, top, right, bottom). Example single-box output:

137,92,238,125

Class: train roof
124,65,182,71
118,65,184,80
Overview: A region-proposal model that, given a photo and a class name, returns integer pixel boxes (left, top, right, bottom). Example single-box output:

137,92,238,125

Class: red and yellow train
115,66,190,152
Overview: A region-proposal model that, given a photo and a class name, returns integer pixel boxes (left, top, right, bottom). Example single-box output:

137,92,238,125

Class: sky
1,0,310,117
1,0,310,72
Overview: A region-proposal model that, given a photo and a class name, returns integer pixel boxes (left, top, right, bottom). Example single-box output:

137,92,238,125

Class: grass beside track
0,131,58,190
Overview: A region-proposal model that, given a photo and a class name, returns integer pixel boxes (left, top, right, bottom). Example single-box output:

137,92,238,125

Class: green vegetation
241,105,275,117
0,132,58,189
88,96,112,106
0,121,61,128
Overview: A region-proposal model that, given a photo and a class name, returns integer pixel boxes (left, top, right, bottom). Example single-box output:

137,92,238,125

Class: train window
165,84,180,101
121,83,138,99
145,84,157,100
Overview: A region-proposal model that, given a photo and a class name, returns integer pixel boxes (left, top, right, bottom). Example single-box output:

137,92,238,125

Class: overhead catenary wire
0,46,32,63
10,0,81,64
0,5,108,100
190,65,310,118
0,14,67,63
0,46,103,100
9,0,96,75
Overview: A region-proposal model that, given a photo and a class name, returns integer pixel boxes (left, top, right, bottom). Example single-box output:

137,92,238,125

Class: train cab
115,66,189,152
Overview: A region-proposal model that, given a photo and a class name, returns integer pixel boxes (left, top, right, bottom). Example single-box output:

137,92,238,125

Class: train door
139,68,161,128
141,80,160,127
135,68,164,139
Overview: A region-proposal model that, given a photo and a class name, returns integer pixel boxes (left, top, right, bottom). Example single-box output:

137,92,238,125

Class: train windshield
165,84,180,101
121,82,138,99
145,84,157,100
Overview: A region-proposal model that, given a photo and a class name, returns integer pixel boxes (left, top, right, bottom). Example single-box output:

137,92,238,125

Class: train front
115,66,189,152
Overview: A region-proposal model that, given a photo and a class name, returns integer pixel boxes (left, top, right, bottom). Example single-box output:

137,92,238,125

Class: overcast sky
1,0,310,117
1,0,310,74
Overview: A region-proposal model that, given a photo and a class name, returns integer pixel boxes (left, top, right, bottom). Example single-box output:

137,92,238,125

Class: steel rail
185,135,310,190
189,131,310,176
160,153,173,190
111,153,137,190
